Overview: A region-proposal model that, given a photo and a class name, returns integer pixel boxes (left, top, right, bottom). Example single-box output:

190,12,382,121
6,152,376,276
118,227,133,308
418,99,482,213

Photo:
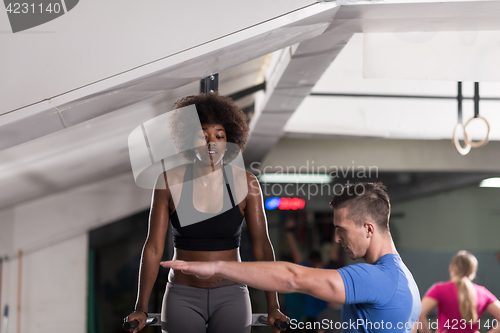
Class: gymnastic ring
452,123,471,156
463,115,490,148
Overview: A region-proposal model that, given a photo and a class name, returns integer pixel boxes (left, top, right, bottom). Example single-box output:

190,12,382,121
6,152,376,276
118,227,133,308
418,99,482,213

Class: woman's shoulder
168,163,189,174
224,164,256,189
473,283,499,305
225,164,251,178
436,281,454,287
154,164,189,191
164,164,189,180
243,170,261,194
240,168,258,183
473,283,494,295
224,165,253,204
424,281,454,300
428,281,454,292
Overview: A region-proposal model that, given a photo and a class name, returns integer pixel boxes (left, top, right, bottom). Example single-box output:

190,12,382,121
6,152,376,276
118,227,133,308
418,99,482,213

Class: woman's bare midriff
168,248,241,288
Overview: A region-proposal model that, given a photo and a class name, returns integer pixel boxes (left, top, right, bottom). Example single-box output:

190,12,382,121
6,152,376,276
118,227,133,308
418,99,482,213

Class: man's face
333,207,369,260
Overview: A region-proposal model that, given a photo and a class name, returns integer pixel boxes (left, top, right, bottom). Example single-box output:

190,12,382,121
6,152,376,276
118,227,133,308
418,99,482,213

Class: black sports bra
169,163,244,251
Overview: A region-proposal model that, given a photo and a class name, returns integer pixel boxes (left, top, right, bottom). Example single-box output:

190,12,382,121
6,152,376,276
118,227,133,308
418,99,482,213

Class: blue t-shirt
337,254,421,333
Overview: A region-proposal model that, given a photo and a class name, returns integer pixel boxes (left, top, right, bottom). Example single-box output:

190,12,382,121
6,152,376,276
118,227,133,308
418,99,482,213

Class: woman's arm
486,300,500,333
419,296,438,333
125,175,170,332
244,172,288,332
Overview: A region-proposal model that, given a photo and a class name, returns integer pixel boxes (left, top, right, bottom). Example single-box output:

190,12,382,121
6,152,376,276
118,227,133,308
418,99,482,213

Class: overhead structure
1,0,500,210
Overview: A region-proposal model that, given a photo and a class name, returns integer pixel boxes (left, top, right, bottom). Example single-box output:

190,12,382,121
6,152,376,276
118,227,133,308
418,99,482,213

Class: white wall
0,172,151,333
1,230,89,333
393,186,500,252
391,185,500,299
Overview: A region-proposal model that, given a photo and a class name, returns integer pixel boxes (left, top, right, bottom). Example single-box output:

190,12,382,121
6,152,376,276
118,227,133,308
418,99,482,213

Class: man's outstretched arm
160,260,346,304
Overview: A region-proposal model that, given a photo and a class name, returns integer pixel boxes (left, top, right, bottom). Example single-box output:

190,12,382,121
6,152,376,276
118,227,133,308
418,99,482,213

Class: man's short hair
329,182,391,231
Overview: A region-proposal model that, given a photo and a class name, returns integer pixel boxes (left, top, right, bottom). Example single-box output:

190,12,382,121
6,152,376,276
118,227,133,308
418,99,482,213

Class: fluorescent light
479,177,500,188
258,173,332,184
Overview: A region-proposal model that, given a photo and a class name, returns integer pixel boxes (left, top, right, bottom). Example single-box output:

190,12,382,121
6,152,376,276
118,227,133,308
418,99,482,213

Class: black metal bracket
200,74,219,94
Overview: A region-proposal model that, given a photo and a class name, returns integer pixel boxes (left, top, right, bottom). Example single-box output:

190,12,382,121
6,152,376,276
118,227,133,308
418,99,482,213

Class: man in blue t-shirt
330,183,421,333
162,182,422,333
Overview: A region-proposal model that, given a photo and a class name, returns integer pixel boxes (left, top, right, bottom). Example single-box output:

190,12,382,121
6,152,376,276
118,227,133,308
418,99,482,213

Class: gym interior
1,1,500,332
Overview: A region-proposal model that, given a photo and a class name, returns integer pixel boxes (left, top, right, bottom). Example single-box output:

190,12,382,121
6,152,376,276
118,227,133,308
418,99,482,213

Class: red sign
278,197,305,210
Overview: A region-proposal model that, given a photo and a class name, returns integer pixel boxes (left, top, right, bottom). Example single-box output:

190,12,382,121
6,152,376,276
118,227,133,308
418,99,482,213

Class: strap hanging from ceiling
452,82,471,155
452,82,490,155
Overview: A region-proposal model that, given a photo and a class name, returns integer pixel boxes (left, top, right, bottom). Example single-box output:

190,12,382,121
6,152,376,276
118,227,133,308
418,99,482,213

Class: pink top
425,281,498,332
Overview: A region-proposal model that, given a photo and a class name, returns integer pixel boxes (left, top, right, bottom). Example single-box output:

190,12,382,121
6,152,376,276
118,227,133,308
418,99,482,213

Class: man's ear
364,222,375,238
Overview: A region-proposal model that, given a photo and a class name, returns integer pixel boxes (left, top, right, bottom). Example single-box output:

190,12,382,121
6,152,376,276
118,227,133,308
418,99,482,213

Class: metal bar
123,313,289,329
1,305,8,333
310,92,500,101
16,251,22,333
0,260,2,318
227,81,266,101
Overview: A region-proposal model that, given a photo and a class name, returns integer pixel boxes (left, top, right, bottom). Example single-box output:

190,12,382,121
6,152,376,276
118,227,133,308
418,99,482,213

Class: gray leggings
161,282,252,333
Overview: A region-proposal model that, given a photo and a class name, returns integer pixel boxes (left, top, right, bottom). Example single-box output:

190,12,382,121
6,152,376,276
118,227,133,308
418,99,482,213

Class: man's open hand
160,260,217,279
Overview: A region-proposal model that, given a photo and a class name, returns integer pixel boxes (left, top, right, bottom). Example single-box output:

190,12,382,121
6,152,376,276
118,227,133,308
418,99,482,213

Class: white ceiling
285,33,500,141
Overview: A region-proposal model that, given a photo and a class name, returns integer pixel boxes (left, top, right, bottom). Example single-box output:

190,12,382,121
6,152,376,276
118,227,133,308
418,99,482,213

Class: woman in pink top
419,251,500,333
